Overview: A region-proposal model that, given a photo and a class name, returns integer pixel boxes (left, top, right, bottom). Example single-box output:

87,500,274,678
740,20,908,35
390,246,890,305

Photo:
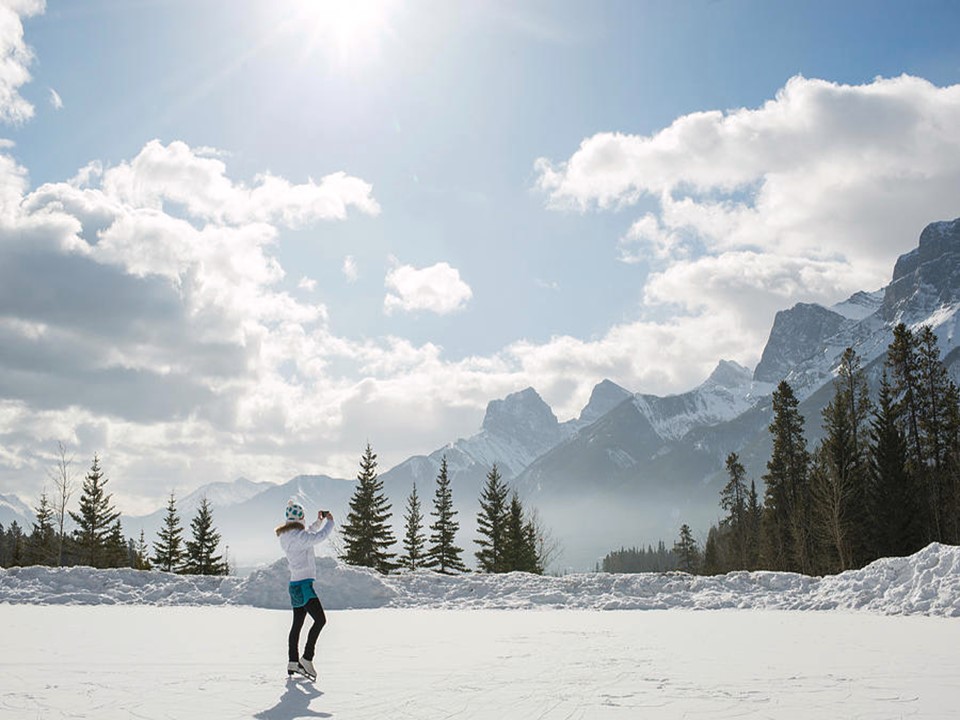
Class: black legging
288,597,327,662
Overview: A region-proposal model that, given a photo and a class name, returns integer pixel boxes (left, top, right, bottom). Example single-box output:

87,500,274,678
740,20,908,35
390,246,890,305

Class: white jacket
280,517,335,582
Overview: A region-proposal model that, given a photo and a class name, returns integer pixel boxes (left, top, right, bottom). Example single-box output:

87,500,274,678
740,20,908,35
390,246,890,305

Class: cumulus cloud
100,139,381,228
0,0,42,124
47,87,61,109
384,260,473,315
535,74,960,389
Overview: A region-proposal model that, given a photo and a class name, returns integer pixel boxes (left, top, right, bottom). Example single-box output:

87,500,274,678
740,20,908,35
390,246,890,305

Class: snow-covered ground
2,543,960,719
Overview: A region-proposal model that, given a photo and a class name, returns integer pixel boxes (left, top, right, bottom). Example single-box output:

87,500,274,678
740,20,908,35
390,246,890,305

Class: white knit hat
285,499,305,523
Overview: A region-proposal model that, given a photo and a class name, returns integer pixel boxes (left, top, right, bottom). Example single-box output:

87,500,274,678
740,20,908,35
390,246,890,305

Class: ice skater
276,499,335,680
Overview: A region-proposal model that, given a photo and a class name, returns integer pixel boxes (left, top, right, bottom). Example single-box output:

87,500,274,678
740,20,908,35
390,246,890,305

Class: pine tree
425,456,467,574
182,497,227,575
340,443,397,573
475,464,509,573
27,491,57,566
810,352,871,574
867,371,919,557
720,452,748,570
152,491,185,572
761,381,812,573
69,454,121,568
104,519,129,568
501,491,538,573
746,480,763,570
673,523,700,573
399,482,426,571
134,529,152,570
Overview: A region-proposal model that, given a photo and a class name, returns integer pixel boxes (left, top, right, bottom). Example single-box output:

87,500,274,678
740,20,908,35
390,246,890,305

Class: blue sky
2,0,960,510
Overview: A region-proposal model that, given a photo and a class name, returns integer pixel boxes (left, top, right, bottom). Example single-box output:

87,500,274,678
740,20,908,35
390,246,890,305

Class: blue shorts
288,579,318,608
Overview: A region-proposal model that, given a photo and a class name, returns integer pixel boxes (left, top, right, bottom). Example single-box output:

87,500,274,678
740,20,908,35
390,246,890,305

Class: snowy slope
2,542,959,617
632,360,772,441
0,493,32,529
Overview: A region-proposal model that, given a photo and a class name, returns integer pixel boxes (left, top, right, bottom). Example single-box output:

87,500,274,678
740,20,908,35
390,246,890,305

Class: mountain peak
753,303,846,383
481,387,559,440
704,360,752,389
883,217,960,322
578,379,633,424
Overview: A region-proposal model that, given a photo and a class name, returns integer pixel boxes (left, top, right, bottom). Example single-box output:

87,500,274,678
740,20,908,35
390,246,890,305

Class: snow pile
2,543,960,616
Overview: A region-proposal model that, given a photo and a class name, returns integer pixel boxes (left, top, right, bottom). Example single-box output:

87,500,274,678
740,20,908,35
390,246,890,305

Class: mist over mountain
105,216,960,571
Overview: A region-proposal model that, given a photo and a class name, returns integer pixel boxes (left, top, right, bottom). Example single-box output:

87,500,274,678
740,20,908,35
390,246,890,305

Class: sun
289,0,397,69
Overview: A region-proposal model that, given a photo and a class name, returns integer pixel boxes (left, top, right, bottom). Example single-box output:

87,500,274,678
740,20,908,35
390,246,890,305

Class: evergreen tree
868,371,919,558
399,482,426,571
720,452,748,570
27,491,57,566
810,352,871,574
69,454,121,568
761,381,812,573
104,519,129,568
746,480,763,570
501,491,539,573
131,528,150,570
340,443,397,573
2,521,26,567
425,456,467,574
475,464,509,573
673,523,700,573
152,491,185,572
182,497,227,575
700,525,726,575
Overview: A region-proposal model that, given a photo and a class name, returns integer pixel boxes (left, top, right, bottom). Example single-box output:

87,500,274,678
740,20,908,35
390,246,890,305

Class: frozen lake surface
2,605,958,720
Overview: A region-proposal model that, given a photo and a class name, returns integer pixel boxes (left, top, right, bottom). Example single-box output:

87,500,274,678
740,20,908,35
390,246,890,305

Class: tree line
0,449,228,575
597,323,960,577
682,323,960,576
338,444,555,575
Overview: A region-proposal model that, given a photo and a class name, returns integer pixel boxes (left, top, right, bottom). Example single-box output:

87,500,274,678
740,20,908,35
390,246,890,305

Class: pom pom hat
285,499,305,523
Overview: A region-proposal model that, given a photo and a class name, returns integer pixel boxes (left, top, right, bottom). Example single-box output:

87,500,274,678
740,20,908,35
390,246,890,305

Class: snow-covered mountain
106,216,960,571
633,360,771,441
381,381,632,496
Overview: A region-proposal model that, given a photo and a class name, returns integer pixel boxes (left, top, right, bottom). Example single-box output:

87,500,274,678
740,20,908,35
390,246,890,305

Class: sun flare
290,0,396,68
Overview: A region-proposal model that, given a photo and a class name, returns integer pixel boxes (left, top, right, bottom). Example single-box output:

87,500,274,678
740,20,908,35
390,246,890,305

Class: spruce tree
475,464,509,573
104,518,129,568
761,381,811,573
501,491,538,573
182,497,227,575
27,491,57,566
399,482,426,571
425,456,467,574
134,529,152,570
720,452,748,570
868,370,921,557
69,454,121,568
152,491,185,572
673,523,700,573
746,480,763,570
340,443,397,573
811,354,871,574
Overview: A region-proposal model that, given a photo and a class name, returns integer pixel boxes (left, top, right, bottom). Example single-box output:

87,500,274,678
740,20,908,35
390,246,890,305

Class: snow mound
2,544,959,616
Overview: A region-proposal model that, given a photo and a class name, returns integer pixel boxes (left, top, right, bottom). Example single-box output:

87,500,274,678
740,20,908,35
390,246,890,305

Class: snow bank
2,543,960,616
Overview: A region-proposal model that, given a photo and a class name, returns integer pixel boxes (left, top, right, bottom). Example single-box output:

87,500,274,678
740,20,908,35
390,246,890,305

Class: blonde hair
275,521,305,536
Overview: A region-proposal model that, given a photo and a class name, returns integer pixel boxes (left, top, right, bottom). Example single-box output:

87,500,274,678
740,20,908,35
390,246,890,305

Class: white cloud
0,0,42,124
534,74,960,398
342,255,358,282
101,139,381,228
298,276,317,292
383,260,473,315
47,87,61,109
537,74,960,277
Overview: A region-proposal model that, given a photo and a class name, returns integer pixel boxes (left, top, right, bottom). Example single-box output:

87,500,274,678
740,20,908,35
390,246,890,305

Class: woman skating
276,499,335,680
